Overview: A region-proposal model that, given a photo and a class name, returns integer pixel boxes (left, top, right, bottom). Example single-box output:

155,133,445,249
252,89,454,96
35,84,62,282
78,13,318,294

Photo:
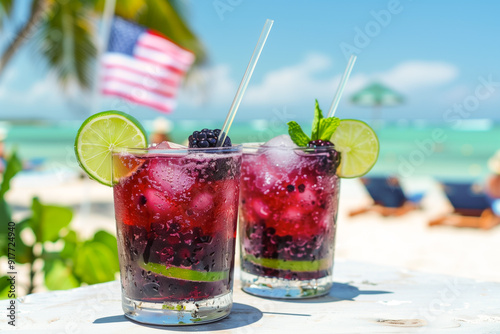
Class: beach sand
6,172,500,296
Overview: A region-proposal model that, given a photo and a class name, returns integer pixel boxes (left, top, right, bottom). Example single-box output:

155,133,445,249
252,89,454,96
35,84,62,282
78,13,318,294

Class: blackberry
307,140,340,174
188,128,231,148
307,139,334,148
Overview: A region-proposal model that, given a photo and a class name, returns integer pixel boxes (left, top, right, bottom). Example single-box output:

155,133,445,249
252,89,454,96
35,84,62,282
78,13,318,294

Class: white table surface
2,260,500,333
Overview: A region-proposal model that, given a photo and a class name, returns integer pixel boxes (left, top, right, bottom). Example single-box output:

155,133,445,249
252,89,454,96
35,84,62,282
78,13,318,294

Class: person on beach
486,150,500,198
150,117,174,144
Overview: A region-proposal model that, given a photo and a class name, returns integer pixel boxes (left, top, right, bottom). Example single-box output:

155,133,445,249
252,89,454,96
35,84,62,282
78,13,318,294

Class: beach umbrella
351,82,404,122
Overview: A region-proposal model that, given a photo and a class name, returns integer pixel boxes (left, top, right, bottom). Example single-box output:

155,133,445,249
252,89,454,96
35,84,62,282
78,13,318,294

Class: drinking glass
239,144,339,298
112,145,242,325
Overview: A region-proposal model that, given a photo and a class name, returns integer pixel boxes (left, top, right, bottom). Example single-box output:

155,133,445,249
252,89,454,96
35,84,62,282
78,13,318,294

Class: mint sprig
287,121,310,146
287,100,340,146
311,100,323,141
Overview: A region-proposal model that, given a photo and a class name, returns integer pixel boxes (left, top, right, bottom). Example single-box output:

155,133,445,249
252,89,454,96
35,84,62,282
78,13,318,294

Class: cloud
201,55,460,107
0,70,58,105
377,61,459,92
0,68,86,117
244,53,350,106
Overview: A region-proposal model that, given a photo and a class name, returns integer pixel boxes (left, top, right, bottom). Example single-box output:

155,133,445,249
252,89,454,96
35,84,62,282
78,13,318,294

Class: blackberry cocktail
113,141,241,324
238,100,379,298
239,137,340,298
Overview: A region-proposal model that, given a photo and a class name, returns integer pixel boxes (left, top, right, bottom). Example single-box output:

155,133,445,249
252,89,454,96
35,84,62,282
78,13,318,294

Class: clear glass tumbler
112,145,242,325
239,144,340,298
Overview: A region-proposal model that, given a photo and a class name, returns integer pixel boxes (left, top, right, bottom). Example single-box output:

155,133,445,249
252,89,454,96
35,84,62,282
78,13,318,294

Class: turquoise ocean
3,119,500,182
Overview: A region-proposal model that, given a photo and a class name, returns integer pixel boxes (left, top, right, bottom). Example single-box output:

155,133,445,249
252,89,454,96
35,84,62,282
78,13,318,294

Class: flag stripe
135,42,192,71
102,54,183,84
101,76,177,98
101,66,181,92
102,80,177,107
140,32,195,65
102,83,176,113
134,50,186,74
135,42,191,72
103,89,173,113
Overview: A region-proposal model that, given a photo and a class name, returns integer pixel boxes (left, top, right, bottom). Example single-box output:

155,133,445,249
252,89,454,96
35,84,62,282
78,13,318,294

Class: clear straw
217,19,274,147
327,54,357,118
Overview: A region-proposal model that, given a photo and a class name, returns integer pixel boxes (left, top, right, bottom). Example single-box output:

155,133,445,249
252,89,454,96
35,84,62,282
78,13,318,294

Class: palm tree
0,0,205,90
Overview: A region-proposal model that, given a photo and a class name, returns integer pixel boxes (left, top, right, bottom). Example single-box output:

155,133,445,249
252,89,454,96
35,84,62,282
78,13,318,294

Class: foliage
34,0,97,89
0,150,23,253
0,151,120,298
0,0,205,89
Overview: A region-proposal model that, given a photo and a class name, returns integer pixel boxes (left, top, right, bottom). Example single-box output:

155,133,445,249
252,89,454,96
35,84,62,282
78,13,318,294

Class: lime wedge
244,254,331,272
330,119,379,178
140,262,228,282
74,110,148,186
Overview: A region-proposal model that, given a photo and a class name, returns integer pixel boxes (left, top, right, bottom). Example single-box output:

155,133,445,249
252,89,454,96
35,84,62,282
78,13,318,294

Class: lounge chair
349,176,423,217
429,181,500,230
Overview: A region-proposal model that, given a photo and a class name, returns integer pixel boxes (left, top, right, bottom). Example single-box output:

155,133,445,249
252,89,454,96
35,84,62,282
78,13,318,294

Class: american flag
101,17,195,113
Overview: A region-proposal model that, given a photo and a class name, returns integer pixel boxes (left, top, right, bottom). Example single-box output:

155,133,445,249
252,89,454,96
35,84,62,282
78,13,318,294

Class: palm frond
34,1,97,90
0,0,14,30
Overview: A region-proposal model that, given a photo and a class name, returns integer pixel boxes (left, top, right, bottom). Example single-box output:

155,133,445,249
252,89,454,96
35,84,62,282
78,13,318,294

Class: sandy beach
6,171,500,297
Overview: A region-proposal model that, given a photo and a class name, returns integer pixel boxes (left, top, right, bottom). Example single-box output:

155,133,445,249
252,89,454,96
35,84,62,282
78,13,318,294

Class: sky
1,0,500,124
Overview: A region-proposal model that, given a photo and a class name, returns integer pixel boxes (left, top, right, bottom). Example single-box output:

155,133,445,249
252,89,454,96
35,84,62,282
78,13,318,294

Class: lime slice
140,262,228,282
74,110,148,186
244,254,331,272
330,119,379,178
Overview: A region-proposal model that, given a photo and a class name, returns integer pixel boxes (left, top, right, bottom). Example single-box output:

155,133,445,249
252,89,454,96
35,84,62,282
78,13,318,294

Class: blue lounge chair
429,181,500,230
350,176,423,217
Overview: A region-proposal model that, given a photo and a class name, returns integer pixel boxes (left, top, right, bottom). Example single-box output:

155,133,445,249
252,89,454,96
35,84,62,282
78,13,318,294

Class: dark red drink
239,144,339,298
113,146,241,324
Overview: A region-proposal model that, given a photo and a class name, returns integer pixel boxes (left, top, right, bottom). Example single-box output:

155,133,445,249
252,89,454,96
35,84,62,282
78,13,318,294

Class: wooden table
2,260,500,333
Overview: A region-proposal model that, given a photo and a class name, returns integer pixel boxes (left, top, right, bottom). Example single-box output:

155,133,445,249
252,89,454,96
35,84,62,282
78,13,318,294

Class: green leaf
0,149,23,255
0,219,31,264
29,197,73,243
311,99,324,141
0,275,12,299
60,230,79,259
318,117,341,141
92,230,119,272
287,121,311,147
0,150,23,199
12,219,31,264
73,241,117,284
44,259,80,291
0,200,12,251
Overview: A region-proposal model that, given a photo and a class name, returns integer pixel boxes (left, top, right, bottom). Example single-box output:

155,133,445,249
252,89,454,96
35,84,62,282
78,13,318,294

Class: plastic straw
327,54,357,118
217,19,274,147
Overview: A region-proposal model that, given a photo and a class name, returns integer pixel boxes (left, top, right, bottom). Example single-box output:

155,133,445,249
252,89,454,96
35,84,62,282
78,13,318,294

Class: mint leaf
318,117,340,141
287,121,311,146
311,99,323,141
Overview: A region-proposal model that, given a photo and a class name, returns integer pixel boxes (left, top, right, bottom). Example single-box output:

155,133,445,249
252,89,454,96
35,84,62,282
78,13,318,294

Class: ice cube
148,159,195,198
254,168,281,192
143,189,174,220
294,187,317,213
192,192,214,213
262,134,301,167
264,134,298,148
252,198,271,219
